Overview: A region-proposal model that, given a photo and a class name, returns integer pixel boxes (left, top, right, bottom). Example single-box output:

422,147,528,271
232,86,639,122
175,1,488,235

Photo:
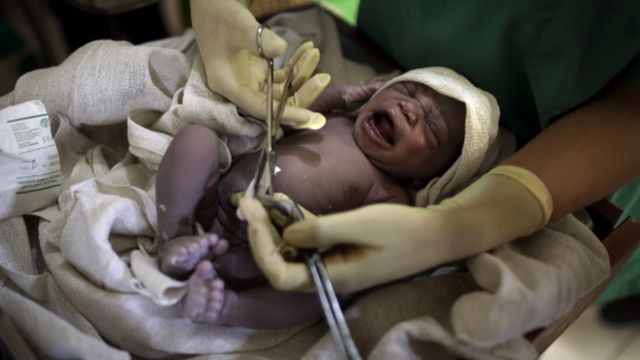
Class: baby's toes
169,243,197,267
185,241,202,256
203,233,220,248
211,239,229,256
205,234,229,257
200,280,226,322
167,246,188,265
193,260,215,278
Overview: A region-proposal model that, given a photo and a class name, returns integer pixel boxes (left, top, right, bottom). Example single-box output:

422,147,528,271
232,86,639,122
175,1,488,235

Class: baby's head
353,67,500,193
353,77,466,183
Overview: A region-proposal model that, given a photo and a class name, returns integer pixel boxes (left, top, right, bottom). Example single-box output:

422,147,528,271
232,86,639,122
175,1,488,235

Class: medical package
0,100,61,219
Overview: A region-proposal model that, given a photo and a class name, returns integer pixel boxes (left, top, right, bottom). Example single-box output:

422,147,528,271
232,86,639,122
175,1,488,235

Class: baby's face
353,81,466,180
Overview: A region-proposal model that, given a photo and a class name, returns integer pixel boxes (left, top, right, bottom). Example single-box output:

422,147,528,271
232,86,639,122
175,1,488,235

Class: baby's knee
175,124,220,158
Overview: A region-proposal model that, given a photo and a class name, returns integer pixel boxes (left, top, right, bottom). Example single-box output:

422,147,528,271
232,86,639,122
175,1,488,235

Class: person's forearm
503,79,640,221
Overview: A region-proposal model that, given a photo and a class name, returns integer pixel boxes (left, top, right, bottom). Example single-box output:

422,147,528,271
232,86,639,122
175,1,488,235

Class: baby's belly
206,135,376,285
210,147,369,240
208,119,378,241
208,152,360,288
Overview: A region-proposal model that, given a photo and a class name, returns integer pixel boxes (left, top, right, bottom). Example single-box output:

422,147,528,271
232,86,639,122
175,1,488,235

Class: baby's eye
403,83,416,96
425,117,435,130
424,114,441,136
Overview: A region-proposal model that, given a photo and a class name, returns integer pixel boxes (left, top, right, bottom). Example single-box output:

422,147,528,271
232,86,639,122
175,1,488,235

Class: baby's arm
309,77,390,114
308,83,347,114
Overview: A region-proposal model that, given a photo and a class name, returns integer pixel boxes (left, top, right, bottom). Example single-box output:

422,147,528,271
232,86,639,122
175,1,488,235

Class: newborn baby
156,67,477,328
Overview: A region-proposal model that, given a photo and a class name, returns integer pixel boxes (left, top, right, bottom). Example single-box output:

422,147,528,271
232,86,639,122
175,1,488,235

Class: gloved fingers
229,191,292,230
321,250,379,293
248,46,318,95
257,26,288,59
283,216,329,249
267,208,290,228
234,69,327,129
231,191,317,228
270,192,292,202
229,192,245,207
272,47,321,100
284,73,331,109
283,205,399,249
290,46,321,91
239,197,313,291
271,192,317,220
272,72,329,107
273,41,314,83
234,86,275,121
279,106,327,130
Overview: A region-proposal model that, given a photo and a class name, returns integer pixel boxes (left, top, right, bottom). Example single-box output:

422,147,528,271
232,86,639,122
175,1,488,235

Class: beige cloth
0,6,609,360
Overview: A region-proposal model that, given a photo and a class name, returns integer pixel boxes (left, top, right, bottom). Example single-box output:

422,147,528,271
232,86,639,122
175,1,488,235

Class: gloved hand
191,0,330,129
230,191,316,228
241,165,553,293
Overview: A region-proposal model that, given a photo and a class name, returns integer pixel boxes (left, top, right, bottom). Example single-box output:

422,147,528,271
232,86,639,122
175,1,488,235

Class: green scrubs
357,0,640,302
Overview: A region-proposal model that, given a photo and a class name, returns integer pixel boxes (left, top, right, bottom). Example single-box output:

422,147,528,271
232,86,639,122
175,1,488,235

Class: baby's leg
156,123,220,241
160,233,228,279
183,261,322,328
156,124,221,276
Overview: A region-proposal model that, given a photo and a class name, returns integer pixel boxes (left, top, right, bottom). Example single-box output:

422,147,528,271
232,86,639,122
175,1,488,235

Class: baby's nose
400,100,420,125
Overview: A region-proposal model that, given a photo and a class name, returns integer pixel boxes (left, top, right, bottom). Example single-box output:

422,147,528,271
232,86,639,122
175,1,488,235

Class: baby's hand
308,75,392,114
342,76,391,110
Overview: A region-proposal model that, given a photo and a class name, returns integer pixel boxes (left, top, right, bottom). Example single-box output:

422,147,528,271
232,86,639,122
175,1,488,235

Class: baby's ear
410,178,428,190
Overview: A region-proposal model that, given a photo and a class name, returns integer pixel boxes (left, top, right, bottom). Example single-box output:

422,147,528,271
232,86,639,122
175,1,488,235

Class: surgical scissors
246,24,362,360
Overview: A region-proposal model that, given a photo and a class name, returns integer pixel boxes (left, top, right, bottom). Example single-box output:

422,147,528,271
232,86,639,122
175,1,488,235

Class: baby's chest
219,129,391,215
271,151,374,215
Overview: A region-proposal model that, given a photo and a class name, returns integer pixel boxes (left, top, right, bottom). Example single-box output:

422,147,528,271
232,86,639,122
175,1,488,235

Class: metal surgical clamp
247,24,362,360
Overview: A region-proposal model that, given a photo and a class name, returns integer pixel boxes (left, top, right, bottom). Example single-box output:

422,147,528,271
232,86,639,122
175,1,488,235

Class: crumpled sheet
0,7,609,360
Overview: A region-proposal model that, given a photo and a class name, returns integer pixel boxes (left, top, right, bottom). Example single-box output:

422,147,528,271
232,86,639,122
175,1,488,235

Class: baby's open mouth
368,113,395,145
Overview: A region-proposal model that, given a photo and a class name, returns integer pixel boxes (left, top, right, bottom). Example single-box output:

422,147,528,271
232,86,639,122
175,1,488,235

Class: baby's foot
182,261,227,323
160,233,228,279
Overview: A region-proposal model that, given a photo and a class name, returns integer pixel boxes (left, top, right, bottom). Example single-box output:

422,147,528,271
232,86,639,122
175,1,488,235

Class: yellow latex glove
241,165,553,293
230,191,316,228
191,0,330,129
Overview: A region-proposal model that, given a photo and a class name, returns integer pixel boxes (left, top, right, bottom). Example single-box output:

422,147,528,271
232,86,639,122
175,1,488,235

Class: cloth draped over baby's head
369,67,502,207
